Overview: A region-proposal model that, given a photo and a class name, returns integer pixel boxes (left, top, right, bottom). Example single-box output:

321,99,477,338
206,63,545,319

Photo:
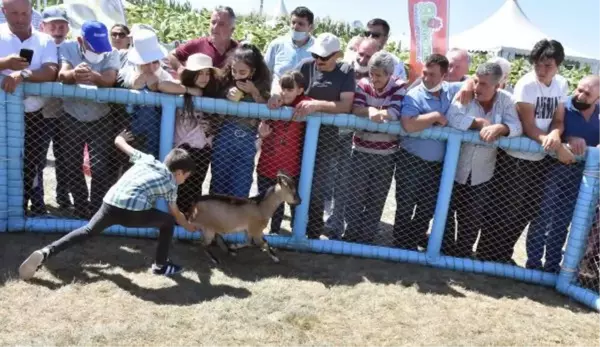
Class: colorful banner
62,0,127,32
408,0,449,80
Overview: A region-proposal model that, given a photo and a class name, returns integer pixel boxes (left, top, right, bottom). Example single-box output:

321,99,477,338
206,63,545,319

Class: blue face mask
292,30,308,41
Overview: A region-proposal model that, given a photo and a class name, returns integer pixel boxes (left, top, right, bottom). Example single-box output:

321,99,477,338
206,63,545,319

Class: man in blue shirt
393,53,462,250
264,6,314,95
526,75,599,273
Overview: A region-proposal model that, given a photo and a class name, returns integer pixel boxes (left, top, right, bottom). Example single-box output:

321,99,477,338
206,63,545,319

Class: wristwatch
20,69,32,80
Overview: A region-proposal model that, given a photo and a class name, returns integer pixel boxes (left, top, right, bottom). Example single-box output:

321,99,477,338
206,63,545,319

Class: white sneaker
19,249,47,280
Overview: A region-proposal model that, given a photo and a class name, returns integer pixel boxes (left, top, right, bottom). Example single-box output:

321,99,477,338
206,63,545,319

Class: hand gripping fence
0,78,598,311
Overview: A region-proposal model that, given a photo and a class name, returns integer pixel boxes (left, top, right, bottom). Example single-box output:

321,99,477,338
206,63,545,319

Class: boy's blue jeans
526,161,585,272
210,121,257,198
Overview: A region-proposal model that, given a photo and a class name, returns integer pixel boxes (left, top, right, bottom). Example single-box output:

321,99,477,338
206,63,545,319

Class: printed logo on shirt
535,96,559,120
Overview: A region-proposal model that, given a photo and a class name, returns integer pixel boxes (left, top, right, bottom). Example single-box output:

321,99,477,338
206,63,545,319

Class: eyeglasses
111,32,127,39
311,52,336,61
363,31,383,39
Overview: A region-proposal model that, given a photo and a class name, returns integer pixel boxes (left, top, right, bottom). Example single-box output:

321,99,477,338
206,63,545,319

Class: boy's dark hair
367,18,390,36
425,53,449,74
164,148,195,173
280,71,305,90
530,39,565,66
291,6,314,25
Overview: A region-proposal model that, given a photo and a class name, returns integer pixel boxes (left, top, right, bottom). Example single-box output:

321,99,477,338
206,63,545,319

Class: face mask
83,50,104,64
422,81,442,93
572,95,594,111
292,30,308,41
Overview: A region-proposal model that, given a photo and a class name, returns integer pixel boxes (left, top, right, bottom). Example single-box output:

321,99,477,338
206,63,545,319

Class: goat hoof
271,255,280,263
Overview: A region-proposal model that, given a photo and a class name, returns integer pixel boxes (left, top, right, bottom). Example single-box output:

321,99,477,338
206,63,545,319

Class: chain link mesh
27,98,303,238
21,92,595,279
577,205,600,293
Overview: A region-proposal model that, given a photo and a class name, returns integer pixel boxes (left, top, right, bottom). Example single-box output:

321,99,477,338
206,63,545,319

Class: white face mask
83,50,104,64
422,81,442,93
291,30,308,41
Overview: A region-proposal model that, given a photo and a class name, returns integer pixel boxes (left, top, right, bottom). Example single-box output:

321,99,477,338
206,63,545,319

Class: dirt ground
1,233,598,346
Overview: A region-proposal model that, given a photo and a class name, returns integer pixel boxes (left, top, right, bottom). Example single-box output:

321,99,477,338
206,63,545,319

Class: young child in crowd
255,71,311,234
158,53,222,215
210,43,271,198
19,131,197,280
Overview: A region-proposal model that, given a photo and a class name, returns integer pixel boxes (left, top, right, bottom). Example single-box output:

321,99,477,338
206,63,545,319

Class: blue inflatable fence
0,80,597,311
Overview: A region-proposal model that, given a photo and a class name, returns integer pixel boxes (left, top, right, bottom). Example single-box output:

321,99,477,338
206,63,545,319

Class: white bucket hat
185,53,218,72
127,29,168,65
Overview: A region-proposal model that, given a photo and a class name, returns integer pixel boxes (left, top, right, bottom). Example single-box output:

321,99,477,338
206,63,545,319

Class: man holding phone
0,0,59,215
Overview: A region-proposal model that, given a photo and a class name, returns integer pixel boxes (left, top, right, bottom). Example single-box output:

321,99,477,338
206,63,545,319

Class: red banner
408,0,449,81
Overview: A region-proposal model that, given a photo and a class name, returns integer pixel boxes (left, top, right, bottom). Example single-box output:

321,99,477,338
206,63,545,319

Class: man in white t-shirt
0,0,59,216
476,39,571,264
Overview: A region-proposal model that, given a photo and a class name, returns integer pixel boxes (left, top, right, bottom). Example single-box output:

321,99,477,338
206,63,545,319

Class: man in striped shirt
342,51,406,243
19,131,198,280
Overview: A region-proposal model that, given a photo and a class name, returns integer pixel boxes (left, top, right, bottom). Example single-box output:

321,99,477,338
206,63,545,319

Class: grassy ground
1,232,599,346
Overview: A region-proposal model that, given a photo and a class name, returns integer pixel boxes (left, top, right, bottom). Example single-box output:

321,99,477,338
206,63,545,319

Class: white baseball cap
308,33,341,57
127,29,168,65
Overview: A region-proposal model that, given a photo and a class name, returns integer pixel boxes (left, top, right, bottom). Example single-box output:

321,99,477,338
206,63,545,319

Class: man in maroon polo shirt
168,6,238,71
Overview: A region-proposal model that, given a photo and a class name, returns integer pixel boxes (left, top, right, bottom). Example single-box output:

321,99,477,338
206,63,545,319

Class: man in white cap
268,32,356,239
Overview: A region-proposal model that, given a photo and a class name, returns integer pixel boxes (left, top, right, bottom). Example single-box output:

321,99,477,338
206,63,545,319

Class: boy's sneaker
19,248,49,280
151,261,182,276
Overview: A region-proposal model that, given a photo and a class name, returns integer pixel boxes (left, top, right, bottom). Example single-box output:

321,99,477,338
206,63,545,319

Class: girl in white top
158,53,222,214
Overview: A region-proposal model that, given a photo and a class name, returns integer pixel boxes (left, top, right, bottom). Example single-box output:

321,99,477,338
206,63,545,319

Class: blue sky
184,0,600,58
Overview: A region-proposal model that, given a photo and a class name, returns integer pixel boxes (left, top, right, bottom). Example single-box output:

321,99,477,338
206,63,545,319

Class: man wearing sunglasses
268,33,356,239
363,18,407,81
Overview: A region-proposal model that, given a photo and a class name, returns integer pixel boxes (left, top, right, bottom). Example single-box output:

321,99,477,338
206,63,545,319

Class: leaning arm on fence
547,78,569,145
88,51,120,88
401,93,446,132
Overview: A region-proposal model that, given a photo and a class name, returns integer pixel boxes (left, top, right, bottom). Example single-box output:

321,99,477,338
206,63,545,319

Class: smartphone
19,48,34,64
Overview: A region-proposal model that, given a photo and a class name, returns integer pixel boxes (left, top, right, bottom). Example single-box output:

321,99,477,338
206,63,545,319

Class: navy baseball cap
81,20,112,53
41,6,69,23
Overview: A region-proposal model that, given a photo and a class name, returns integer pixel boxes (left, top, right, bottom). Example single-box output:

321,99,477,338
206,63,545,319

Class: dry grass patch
0,233,598,346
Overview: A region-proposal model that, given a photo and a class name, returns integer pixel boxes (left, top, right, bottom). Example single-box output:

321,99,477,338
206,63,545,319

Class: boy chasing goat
19,131,198,280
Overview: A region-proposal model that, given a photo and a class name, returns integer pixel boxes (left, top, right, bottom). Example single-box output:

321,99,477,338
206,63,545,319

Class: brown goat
187,171,301,264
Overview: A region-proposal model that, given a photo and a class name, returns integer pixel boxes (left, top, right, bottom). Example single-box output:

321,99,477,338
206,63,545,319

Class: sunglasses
111,32,127,39
363,31,383,39
311,52,336,61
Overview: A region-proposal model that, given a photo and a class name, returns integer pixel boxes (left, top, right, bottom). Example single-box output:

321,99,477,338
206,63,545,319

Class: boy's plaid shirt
103,150,178,211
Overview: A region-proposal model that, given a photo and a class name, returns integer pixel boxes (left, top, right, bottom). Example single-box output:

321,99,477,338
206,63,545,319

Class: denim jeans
130,105,161,158
393,148,442,249
210,121,257,198
343,150,395,244
257,174,297,234
526,161,584,272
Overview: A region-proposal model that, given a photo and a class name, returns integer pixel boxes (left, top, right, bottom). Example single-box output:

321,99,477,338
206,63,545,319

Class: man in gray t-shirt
268,33,356,239
56,20,120,218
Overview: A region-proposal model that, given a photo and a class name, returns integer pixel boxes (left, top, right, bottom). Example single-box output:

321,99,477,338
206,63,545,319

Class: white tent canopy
450,0,598,72
266,0,289,27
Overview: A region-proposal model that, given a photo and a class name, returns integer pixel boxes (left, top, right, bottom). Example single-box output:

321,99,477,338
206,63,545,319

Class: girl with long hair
158,53,222,214
210,43,272,198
